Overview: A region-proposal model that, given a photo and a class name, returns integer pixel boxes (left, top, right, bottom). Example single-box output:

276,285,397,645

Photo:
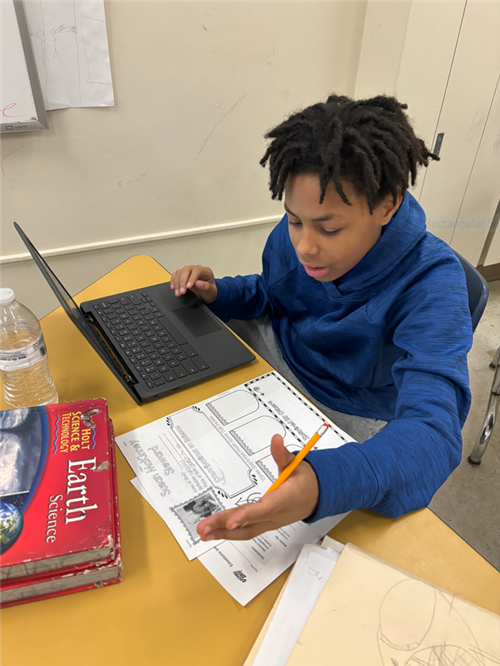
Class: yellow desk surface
1,255,499,666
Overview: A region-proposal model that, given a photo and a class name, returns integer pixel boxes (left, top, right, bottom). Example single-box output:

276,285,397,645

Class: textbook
0,398,122,586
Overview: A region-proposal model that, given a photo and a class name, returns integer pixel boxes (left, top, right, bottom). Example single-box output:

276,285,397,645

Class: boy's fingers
198,495,280,537
204,521,278,542
197,506,242,535
170,269,184,292
173,268,195,295
180,266,198,291
170,266,215,297
225,496,279,529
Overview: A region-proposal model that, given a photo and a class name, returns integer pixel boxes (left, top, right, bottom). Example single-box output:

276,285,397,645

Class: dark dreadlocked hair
260,94,439,214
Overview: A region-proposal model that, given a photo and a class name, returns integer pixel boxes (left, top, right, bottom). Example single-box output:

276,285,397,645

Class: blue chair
453,252,498,466
454,252,489,332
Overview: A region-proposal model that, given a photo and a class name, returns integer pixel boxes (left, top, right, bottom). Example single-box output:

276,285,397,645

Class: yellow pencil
264,422,330,496
237,422,330,530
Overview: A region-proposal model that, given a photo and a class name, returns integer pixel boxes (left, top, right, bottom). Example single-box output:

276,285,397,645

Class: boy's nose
297,231,320,258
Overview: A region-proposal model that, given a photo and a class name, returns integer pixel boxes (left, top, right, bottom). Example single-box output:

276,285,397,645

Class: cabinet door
450,78,500,266
416,1,500,260
355,0,467,202
395,0,467,202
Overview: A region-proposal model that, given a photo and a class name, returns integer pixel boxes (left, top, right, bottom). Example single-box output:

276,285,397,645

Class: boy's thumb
270,434,295,474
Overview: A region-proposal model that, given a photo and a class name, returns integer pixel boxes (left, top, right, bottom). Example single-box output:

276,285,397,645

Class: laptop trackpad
172,304,221,337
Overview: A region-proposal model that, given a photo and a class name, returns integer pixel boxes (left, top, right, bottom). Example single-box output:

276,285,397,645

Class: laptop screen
13,222,96,339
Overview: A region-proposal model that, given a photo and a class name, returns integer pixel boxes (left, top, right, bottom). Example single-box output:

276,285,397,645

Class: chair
453,252,498,466
454,252,489,332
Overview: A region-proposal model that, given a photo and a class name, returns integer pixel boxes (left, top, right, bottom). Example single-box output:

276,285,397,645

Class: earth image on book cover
0,408,47,553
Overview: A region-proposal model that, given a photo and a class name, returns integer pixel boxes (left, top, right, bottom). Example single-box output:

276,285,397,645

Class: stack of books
0,398,122,607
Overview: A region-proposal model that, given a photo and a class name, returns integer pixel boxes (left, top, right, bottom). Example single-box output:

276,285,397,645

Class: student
170,94,472,541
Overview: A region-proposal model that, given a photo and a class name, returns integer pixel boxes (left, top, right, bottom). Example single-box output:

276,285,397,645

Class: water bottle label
0,333,48,371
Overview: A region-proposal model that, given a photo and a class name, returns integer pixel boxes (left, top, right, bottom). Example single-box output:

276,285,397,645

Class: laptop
15,223,255,404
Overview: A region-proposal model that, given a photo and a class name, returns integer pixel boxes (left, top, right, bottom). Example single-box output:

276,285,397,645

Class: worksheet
116,372,353,567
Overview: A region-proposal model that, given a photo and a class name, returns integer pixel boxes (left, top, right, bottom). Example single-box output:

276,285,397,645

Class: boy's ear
379,187,403,226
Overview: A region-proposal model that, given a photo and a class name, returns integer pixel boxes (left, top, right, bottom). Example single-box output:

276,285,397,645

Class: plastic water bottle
0,288,58,409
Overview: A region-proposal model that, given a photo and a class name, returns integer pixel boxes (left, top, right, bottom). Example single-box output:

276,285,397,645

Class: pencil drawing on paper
24,0,113,109
27,2,81,93
51,24,79,63
308,566,323,581
377,579,500,666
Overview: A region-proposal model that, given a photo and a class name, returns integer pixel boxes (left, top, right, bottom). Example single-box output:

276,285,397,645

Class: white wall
0,1,367,318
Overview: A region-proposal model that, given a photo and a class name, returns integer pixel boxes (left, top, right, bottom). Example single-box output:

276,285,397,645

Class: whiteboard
1,0,48,132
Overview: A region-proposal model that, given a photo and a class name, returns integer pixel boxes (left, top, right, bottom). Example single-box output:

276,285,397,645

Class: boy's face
284,174,402,282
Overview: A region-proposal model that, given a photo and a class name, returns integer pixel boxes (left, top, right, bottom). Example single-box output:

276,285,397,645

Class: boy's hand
196,435,319,541
170,265,218,304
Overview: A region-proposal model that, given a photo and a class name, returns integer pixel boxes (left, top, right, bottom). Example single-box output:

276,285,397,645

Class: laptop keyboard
92,292,209,389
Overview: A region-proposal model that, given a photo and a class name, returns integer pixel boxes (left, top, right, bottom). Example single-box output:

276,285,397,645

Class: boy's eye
287,217,340,236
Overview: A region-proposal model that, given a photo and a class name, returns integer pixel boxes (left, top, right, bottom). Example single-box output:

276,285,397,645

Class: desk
1,256,499,666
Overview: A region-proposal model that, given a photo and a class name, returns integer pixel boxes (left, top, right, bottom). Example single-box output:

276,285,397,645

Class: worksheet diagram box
248,374,320,443
230,417,286,456
207,390,259,426
169,409,255,499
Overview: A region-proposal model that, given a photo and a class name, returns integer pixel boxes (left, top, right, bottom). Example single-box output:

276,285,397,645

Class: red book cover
0,398,120,582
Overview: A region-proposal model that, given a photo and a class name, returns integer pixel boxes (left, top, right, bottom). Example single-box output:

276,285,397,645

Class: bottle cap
0,288,16,305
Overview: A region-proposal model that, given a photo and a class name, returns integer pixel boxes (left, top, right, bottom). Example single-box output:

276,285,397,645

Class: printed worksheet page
116,372,353,602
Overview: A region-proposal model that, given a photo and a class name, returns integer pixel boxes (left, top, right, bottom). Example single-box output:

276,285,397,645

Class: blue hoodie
210,192,472,520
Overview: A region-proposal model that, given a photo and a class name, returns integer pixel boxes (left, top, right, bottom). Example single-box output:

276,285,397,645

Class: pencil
264,422,330,496
237,422,330,530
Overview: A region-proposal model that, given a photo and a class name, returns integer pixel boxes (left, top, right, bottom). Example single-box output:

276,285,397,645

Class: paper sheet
287,544,500,666
117,371,353,603
25,0,114,109
321,534,345,554
250,544,340,666
117,372,352,561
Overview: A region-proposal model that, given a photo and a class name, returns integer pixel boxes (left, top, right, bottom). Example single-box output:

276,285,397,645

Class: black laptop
15,223,255,404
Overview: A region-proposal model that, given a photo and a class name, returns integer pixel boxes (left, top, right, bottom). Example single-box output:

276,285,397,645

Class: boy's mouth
302,264,330,279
